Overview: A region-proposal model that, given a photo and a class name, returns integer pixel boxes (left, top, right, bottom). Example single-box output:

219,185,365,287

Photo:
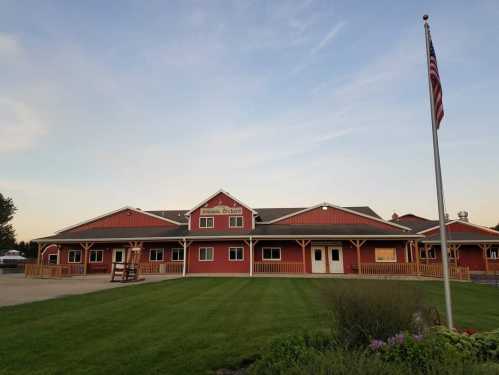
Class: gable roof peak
55,205,184,234
261,202,411,231
185,189,257,216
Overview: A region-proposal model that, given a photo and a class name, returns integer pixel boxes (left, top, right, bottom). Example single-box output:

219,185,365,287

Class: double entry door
311,246,343,273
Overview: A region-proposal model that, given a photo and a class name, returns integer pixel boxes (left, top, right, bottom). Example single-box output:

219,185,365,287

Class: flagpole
423,14,453,329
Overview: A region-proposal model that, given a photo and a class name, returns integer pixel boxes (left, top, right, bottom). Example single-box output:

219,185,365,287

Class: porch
27,238,473,281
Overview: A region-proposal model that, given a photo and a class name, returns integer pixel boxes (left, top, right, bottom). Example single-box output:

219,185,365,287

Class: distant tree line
0,193,16,249
0,193,39,259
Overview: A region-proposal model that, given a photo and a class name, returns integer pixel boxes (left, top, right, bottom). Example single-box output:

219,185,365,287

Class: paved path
0,274,179,307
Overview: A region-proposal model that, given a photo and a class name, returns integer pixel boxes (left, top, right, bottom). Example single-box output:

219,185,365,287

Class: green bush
473,329,499,361
247,332,499,375
246,332,334,375
326,282,432,348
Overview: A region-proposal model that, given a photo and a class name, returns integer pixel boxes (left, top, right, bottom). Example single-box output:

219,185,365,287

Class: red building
33,190,499,279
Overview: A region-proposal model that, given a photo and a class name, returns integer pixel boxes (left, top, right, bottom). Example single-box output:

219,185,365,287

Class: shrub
325,282,432,348
246,332,334,375
473,329,499,361
247,332,499,375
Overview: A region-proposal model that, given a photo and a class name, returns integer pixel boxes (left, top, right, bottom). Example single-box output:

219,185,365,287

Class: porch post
182,238,187,277
57,245,61,265
414,240,421,275
479,244,490,272
295,240,310,274
350,240,366,275
249,236,254,277
80,242,94,275
37,243,43,264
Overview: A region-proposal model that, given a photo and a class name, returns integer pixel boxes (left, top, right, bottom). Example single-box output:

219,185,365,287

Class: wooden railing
25,264,71,278
139,262,183,274
361,263,418,275
359,263,470,281
68,263,85,275
253,262,304,273
419,263,470,280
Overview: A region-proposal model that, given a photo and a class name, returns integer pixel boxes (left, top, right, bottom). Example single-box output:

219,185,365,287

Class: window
89,250,103,263
48,254,58,264
419,247,436,260
262,247,281,261
149,248,164,262
68,250,81,263
314,249,322,261
199,247,214,261
113,249,125,263
229,247,244,261
199,216,214,228
171,248,184,261
487,247,498,260
229,216,243,228
375,248,397,263
331,248,340,261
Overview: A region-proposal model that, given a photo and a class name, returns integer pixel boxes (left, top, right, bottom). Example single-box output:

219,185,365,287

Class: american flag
428,30,444,128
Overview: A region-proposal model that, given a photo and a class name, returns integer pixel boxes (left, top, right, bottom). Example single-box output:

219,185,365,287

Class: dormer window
199,216,214,228
229,216,243,228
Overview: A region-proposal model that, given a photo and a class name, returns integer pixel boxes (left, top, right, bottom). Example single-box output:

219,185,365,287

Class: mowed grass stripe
0,278,498,375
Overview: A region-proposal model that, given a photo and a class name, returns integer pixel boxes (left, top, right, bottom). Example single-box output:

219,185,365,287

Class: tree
0,193,17,249
494,222,499,231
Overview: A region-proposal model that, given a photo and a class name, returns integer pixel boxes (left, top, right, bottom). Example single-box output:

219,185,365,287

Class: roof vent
457,211,469,222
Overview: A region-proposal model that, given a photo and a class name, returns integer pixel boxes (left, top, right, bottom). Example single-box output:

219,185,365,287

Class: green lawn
0,278,498,375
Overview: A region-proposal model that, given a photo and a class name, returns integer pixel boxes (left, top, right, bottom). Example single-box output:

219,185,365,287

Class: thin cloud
0,33,21,57
0,98,46,153
310,21,346,54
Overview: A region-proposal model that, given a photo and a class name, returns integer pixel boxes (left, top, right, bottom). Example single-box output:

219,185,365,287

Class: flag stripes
428,31,444,128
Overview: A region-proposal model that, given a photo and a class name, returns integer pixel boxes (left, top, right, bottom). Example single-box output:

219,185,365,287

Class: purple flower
387,333,405,346
413,334,424,342
369,339,386,351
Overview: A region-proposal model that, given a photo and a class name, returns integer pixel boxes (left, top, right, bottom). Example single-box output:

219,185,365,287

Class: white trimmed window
68,250,81,263
419,247,436,260
199,217,214,228
89,250,104,263
171,248,184,261
149,248,164,262
48,254,58,264
199,247,214,261
375,248,397,263
229,247,244,261
262,247,281,261
487,247,498,260
229,216,243,228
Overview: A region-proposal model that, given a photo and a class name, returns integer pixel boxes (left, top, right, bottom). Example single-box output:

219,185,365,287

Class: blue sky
1,0,498,241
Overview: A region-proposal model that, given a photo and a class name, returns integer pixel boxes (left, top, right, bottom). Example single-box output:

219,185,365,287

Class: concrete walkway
0,274,179,307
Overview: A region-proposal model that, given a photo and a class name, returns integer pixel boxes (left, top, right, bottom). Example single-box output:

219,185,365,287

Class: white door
311,247,326,273
328,247,344,273
113,249,125,263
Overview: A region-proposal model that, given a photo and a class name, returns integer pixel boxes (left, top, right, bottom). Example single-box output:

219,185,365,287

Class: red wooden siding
64,209,177,233
189,192,253,232
424,221,497,236
274,206,399,231
187,241,250,273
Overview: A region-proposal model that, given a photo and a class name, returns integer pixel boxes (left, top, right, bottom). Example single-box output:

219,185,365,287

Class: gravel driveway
0,273,179,307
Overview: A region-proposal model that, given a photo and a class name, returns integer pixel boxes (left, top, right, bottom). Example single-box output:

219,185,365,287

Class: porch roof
34,223,423,243
252,224,421,239
422,232,499,244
